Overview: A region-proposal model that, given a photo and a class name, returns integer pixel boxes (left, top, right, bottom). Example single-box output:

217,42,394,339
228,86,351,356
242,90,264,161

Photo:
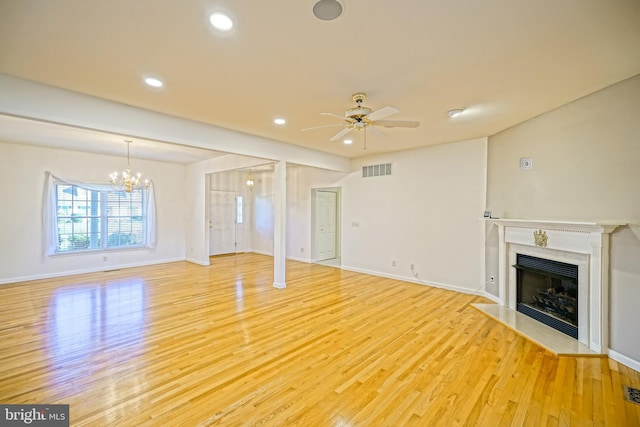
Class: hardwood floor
1,253,639,426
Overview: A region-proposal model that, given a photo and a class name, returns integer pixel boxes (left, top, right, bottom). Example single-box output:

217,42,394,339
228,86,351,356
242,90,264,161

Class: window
54,184,147,253
236,195,244,224
44,172,156,255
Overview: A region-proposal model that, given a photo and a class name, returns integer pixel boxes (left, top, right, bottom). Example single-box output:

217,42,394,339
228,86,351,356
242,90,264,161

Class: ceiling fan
302,93,420,149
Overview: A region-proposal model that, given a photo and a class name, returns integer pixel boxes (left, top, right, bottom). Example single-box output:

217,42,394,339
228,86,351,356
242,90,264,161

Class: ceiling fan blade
301,123,347,131
329,127,353,141
373,119,420,128
367,106,399,121
321,112,347,120
368,126,387,138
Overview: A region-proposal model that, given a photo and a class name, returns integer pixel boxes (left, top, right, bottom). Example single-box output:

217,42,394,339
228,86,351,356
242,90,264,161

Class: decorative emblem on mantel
533,229,548,247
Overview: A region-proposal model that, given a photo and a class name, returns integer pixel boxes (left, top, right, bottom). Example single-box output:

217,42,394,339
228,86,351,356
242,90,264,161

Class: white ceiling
0,0,639,161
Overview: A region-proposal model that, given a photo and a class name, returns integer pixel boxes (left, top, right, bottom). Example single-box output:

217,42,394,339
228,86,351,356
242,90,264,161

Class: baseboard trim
340,265,485,296
483,292,501,304
0,257,186,285
286,256,311,263
186,257,210,266
609,349,640,372
250,249,272,257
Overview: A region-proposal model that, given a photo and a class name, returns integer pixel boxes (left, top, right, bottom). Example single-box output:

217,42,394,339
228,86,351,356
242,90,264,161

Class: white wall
249,166,348,260
486,74,640,222
610,227,640,365
247,139,488,294
286,165,347,262
0,142,187,284
247,170,274,257
340,138,488,293
184,154,273,265
485,74,640,367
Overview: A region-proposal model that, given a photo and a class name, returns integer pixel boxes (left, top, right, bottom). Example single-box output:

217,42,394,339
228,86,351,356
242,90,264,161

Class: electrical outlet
410,263,415,270
392,260,396,267
490,276,495,285
300,247,304,253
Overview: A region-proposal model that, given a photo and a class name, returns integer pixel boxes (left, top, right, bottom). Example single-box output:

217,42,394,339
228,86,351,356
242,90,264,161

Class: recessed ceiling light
274,118,286,125
144,77,164,88
343,139,353,145
210,12,234,31
447,108,464,118
313,0,343,21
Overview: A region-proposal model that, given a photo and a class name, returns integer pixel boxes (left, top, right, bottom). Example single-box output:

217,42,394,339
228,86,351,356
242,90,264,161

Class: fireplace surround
489,219,623,354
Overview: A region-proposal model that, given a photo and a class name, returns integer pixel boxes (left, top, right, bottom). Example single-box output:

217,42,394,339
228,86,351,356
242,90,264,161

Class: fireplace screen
515,254,578,339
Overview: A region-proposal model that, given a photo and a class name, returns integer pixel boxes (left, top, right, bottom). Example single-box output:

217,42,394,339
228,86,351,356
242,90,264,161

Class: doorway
311,187,341,263
209,190,245,256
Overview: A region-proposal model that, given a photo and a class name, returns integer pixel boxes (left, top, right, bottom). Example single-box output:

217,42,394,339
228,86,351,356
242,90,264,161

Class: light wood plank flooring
1,253,639,426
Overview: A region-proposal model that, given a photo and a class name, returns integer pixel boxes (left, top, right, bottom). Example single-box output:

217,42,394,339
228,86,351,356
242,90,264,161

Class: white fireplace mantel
488,218,621,235
488,218,624,354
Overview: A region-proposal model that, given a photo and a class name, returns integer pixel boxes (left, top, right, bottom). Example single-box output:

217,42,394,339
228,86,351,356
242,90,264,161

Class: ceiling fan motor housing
345,106,372,120
346,93,372,121
352,92,367,103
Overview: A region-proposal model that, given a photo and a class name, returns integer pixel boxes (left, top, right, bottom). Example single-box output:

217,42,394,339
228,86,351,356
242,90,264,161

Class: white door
315,190,337,260
209,191,236,255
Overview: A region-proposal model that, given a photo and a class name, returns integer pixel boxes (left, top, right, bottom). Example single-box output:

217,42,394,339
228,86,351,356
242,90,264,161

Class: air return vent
362,163,392,178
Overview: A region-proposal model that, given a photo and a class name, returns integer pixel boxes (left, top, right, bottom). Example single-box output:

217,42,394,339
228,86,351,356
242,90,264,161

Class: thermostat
520,158,533,169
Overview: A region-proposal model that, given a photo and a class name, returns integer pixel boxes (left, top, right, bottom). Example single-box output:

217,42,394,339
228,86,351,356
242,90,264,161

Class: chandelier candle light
110,140,150,193
246,169,255,189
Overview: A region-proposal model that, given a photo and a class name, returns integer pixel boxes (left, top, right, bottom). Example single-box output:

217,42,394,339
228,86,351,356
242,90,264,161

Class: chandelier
109,140,150,193
246,169,254,189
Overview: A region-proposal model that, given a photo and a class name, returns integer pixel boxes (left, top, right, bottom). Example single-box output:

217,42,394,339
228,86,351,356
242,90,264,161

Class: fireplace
489,219,623,354
515,254,578,339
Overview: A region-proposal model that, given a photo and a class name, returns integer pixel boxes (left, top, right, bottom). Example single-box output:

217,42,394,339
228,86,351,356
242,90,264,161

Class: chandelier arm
109,140,150,193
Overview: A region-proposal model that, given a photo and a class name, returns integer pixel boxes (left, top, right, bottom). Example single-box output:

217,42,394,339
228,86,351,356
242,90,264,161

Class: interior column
273,161,287,288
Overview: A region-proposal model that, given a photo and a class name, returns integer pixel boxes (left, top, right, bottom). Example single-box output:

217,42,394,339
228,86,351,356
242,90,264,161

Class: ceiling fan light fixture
313,0,343,21
345,106,372,119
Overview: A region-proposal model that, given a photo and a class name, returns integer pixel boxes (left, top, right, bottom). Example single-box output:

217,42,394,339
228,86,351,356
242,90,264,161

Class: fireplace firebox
514,254,578,339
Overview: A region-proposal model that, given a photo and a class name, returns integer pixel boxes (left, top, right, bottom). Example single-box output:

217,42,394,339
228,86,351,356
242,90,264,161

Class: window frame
53,184,148,254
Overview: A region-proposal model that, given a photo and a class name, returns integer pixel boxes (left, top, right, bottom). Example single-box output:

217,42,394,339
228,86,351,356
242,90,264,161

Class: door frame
209,190,243,256
311,187,341,263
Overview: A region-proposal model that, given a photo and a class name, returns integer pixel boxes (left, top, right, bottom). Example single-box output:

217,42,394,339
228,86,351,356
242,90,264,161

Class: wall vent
362,163,392,178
